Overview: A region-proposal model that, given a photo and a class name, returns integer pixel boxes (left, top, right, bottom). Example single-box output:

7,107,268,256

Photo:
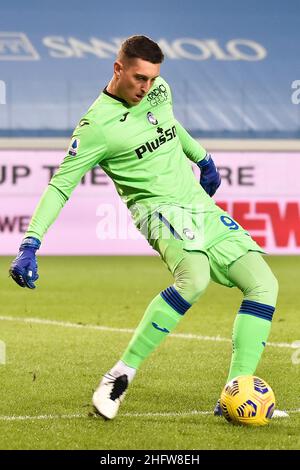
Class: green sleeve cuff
25,184,67,241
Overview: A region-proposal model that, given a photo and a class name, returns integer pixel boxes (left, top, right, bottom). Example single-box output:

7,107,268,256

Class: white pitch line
0,409,299,422
0,315,296,349
0,410,209,422
0,413,85,422
122,410,212,417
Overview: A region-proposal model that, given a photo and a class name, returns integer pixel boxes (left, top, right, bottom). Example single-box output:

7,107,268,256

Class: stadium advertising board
0,151,299,255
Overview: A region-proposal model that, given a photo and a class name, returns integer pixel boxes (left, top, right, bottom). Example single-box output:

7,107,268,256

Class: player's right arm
9,121,108,288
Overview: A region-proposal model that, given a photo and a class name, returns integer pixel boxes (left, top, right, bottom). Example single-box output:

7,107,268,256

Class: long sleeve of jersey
175,120,207,164
26,122,107,241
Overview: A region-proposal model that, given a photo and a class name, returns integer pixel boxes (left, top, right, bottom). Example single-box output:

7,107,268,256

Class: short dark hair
119,35,164,64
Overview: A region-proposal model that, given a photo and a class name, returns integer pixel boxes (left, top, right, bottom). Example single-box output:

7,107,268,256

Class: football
220,375,275,426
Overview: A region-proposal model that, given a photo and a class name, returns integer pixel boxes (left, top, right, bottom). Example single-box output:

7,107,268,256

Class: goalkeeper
9,36,278,420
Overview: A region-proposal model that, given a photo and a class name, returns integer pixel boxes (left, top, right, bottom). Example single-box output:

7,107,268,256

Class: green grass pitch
0,255,299,450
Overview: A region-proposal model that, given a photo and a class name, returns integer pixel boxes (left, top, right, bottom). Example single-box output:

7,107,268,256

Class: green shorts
206,236,264,287
143,204,264,288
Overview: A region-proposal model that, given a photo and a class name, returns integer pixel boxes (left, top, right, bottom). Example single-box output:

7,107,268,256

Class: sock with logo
121,286,191,369
226,251,278,381
227,300,275,381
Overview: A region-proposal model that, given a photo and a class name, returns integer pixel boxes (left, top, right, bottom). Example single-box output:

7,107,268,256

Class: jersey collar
103,87,129,106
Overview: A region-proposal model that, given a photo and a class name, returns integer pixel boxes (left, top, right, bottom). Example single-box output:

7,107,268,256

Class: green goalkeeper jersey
26,77,218,240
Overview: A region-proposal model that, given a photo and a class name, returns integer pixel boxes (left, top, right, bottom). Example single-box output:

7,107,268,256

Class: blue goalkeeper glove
9,237,41,289
197,153,221,196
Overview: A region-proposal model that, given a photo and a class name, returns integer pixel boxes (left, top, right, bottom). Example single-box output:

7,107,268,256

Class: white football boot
92,373,128,420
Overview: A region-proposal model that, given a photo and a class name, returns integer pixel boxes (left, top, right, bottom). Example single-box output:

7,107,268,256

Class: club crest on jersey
147,112,158,125
183,228,195,240
68,138,80,157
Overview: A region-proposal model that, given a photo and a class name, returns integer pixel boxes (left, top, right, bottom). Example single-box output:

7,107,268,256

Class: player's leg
226,250,278,380
214,250,278,416
93,241,210,419
120,248,210,369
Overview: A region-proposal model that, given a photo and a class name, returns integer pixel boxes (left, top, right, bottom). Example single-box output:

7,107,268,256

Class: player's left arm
175,119,221,196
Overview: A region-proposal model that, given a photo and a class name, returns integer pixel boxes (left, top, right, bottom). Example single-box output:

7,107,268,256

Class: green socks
227,300,275,381
122,286,191,369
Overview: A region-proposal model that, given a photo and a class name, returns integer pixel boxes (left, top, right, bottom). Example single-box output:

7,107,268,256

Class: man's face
115,58,160,106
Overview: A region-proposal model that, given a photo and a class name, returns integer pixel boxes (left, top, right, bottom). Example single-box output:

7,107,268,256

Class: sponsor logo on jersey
0,33,40,60
68,138,80,156
134,125,177,159
147,84,168,107
183,228,195,240
147,111,158,125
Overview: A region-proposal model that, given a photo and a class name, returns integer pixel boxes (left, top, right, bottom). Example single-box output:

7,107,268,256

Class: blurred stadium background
0,0,300,451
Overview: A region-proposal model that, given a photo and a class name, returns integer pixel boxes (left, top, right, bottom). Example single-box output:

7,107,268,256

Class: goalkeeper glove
9,237,41,289
197,153,221,196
